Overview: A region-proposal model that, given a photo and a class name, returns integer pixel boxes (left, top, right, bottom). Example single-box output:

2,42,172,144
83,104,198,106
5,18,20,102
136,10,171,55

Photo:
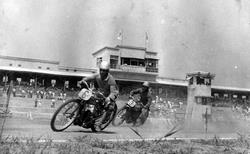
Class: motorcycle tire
50,99,80,132
112,106,127,126
91,104,118,132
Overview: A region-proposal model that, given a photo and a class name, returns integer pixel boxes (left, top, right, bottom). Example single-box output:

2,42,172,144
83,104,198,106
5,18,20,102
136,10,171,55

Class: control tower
184,71,215,132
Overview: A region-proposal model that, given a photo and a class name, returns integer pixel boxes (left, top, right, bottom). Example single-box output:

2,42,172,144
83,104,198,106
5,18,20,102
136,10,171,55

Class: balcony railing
111,64,158,74
120,65,145,73
146,67,158,73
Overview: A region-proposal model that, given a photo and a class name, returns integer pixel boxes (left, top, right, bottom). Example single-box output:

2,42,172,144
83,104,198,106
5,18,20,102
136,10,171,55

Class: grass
1,134,250,154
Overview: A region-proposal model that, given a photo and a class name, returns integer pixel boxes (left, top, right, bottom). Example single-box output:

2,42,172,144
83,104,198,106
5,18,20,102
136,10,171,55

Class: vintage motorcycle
50,81,117,132
112,96,148,126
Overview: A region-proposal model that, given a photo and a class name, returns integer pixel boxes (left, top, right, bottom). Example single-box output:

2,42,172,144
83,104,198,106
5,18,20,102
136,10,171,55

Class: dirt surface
1,96,250,153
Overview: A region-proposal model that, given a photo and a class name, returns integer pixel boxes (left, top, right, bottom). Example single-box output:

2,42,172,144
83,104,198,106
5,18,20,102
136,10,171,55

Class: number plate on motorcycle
127,100,136,107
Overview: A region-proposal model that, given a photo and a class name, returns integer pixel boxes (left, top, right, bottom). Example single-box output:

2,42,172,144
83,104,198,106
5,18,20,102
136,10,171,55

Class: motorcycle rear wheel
112,106,127,126
50,99,80,132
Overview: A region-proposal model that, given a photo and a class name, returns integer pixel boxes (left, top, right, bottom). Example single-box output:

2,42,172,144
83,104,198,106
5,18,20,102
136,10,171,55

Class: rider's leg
95,101,115,131
134,108,149,127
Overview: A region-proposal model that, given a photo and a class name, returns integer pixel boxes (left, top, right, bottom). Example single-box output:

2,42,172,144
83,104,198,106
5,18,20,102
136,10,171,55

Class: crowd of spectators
4,81,250,120
231,99,250,120
149,95,186,118
0,84,79,101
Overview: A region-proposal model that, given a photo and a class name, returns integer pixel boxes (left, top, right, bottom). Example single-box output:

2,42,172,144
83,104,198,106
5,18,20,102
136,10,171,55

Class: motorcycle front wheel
112,106,127,126
50,99,80,132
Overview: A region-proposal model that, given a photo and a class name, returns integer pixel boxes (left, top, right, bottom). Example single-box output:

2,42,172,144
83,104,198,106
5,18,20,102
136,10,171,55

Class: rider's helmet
99,61,110,80
142,81,150,87
99,61,110,71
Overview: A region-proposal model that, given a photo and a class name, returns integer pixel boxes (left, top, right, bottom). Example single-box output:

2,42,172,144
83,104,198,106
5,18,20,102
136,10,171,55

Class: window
9,63,12,66
121,58,146,67
188,77,193,85
197,77,205,85
18,64,21,67
196,97,211,105
205,78,211,85
138,60,145,66
121,58,130,65
46,67,50,70
146,59,158,68
145,58,158,72
38,66,42,69
131,59,138,66
110,55,119,69
242,96,246,99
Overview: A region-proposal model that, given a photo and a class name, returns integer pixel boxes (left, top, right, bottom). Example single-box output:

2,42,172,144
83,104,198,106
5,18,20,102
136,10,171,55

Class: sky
1,0,250,88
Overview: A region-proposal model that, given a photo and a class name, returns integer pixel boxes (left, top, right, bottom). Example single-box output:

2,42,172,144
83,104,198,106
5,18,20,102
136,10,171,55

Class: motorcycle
50,81,117,132
112,96,148,126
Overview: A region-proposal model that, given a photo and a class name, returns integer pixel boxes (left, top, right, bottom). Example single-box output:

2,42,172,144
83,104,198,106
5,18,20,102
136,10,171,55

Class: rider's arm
78,74,97,88
107,77,119,101
144,91,152,109
144,96,152,109
108,85,119,101
81,74,97,82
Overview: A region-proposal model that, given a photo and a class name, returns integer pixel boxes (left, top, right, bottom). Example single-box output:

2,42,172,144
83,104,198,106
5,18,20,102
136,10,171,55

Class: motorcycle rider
129,81,152,126
78,60,119,131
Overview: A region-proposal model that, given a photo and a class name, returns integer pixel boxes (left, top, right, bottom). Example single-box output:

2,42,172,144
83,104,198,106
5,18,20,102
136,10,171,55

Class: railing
146,67,158,73
120,65,145,73
111,64,158,73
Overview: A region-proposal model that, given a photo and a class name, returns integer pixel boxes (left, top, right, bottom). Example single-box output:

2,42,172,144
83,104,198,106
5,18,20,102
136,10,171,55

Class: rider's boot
94,112,107,131
133,118,142,127
103,101,115,123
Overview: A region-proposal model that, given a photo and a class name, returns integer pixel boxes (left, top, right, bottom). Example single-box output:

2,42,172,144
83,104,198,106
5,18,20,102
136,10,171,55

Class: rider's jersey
130,88,152,109
83,73,119,101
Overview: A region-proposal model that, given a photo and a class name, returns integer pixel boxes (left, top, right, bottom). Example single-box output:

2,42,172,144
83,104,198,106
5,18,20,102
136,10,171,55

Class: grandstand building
1,45,250,102
0,55,96,90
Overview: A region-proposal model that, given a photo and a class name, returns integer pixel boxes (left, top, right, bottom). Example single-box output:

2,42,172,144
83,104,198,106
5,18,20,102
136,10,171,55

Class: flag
117,30,123,40
145,32,149,43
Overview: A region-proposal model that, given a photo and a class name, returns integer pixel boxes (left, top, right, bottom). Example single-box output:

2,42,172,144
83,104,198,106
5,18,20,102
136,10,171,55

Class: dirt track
1,96,250,142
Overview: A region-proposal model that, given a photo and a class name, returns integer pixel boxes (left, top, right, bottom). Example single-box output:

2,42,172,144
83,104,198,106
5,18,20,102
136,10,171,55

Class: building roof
92,47,119,56
212,85,250,93
92,45,158,56
116,45,146,51
58,66,96,73
0,66,93,77
156,76,250,92
156,77,188,86
0,55,59,64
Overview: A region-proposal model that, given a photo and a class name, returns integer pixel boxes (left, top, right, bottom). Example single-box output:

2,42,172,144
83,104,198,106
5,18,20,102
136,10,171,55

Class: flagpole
145,32,149,50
